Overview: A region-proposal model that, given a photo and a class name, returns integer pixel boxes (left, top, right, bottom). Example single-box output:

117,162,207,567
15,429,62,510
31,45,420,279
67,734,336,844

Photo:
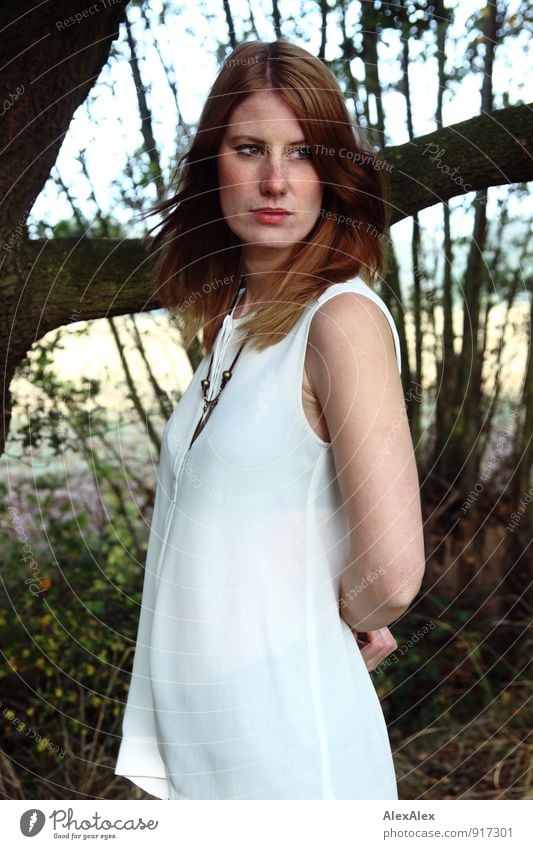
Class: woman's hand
353,627,397,672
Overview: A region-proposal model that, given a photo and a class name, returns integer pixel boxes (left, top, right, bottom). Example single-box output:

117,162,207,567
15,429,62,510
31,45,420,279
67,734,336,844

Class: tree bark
1,1,131,453
385,102,532,223
0,0,129,235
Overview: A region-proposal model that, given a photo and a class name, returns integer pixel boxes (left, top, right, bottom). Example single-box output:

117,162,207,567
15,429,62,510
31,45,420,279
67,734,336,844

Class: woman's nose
260,153,288,192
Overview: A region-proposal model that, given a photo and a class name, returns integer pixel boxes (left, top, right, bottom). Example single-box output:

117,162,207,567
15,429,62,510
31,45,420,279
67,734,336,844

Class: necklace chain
188,275,246,449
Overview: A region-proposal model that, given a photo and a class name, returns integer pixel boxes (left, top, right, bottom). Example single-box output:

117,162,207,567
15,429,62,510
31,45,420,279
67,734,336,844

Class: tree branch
386,103,532,223
17,237,159,342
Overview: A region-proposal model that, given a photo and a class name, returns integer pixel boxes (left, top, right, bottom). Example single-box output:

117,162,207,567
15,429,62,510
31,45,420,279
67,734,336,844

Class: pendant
188,400,218,450
188,412,207,450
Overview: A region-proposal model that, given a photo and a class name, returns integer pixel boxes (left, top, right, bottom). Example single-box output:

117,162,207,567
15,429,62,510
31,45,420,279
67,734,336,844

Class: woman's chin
238,234,299,251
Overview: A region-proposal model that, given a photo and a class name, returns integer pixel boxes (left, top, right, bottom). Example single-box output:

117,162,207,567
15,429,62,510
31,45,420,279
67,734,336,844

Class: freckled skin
217,90,324,282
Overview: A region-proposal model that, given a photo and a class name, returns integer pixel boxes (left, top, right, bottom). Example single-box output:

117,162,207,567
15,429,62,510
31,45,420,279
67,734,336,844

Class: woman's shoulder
309,276,402,374
315,276,385,307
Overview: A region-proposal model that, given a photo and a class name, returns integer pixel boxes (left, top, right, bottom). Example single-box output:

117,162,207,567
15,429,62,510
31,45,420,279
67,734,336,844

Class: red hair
143,39,391,353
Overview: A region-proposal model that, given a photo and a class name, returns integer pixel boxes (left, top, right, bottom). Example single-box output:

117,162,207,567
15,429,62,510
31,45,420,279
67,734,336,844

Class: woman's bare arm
306,291,426,632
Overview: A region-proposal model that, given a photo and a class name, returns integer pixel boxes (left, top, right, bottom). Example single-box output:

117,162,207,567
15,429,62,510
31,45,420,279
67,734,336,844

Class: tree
1,0,532,459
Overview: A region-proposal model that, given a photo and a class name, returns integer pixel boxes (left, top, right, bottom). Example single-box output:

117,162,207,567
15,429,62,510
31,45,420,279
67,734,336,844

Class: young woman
114,39,425,801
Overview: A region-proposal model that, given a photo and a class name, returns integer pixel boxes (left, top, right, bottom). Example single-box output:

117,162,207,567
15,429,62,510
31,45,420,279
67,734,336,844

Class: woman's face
217,91,323,259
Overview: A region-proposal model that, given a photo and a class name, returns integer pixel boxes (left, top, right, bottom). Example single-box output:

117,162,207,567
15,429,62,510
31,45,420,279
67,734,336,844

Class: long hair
143,39,391,353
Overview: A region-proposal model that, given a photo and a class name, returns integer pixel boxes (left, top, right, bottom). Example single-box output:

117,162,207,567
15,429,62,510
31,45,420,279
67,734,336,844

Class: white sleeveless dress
114,275,402,800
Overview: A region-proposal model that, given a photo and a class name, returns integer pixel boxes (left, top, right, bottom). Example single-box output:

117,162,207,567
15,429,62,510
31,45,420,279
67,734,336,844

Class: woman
114,39,425,800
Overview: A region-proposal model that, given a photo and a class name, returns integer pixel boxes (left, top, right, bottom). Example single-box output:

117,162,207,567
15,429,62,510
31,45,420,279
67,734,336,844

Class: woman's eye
291,145,312,159
235,144,312,159
236,144,261,155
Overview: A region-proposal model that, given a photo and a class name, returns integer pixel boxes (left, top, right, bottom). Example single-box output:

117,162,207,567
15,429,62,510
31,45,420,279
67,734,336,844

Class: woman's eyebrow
227,134,308,145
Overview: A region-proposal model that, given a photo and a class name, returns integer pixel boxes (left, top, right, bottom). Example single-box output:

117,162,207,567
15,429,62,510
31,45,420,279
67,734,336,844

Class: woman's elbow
387,559,426,611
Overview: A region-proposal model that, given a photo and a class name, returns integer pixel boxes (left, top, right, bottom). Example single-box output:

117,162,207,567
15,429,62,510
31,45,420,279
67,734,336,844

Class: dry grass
392,680,532,800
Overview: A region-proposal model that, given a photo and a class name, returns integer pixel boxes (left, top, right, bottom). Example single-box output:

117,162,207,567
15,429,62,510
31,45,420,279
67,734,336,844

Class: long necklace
188,276,247,450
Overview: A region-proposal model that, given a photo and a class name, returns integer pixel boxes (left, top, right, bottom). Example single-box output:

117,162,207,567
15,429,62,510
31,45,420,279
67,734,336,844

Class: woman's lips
251,210,292,224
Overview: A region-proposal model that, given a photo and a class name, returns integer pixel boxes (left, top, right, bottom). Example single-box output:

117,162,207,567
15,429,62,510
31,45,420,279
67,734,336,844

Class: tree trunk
0,0,129,236
438,0,499,488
